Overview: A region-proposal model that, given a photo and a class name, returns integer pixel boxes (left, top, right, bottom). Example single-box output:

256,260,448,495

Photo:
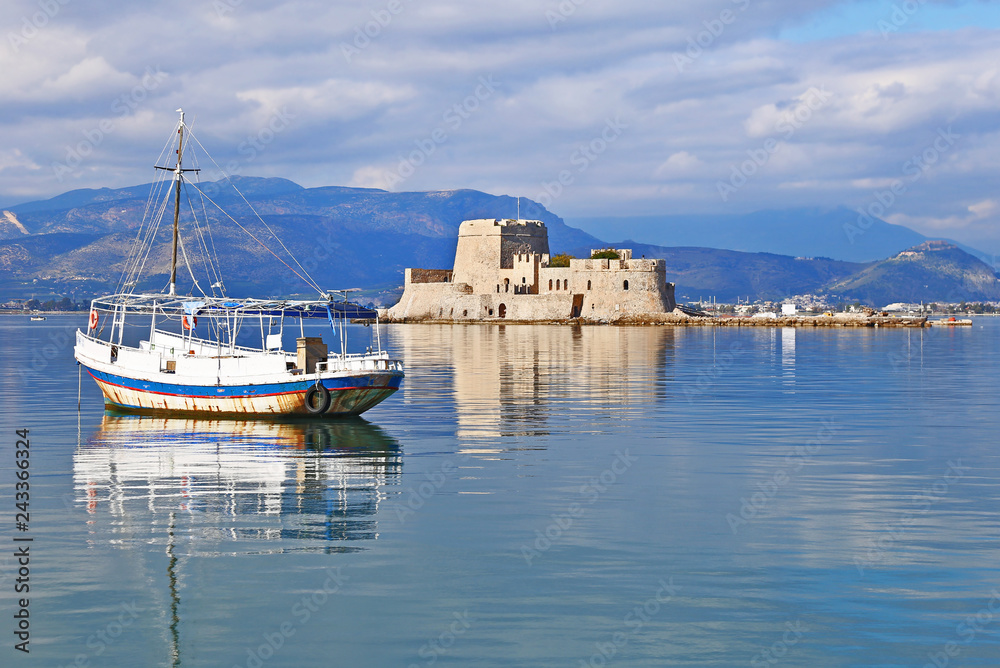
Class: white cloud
654,151,702,178
968,199,998,218
236,79,417,122
0,0,998,253
348,165,395,190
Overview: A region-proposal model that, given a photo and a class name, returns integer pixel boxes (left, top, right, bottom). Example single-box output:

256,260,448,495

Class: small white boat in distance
74,110,403,417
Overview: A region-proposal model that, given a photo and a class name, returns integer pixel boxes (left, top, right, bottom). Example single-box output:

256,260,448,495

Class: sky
2,0,999,253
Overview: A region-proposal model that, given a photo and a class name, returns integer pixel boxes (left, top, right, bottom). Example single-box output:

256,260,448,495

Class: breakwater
383,311,929,328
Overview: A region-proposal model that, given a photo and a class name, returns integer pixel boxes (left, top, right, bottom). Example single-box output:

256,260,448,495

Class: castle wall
406,268,453,284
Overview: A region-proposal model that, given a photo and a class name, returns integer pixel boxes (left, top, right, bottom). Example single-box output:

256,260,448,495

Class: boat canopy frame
87,290,382,358
90,291,379,319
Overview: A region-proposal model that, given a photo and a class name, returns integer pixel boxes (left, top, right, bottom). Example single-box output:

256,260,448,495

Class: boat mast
155,109,199,297
169,110,185,297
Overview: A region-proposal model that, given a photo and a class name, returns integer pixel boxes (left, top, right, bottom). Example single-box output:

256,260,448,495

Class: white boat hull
76,330,403,417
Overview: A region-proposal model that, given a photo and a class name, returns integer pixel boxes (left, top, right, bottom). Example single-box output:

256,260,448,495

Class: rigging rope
183,187,223,296
186,131,322,293
126,183,172,294
191,169,226,295
184,180,323,294
175,230,205,296
115,161,172,295
113,118,323,298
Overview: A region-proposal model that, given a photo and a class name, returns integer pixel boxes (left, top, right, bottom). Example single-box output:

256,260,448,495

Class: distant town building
386,218,676,321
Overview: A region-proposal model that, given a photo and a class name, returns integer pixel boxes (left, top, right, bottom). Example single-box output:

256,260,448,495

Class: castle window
587,280,592,290
522,276,526,283
549,279,553,290
623,280,629,291
497,285,500,293
504,278,509,293
463,310,468,317
563,280,568,290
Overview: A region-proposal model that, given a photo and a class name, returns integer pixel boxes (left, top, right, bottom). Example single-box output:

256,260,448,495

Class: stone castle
385,218,676,322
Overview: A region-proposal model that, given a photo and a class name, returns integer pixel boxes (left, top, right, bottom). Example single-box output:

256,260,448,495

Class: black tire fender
304,383,331,414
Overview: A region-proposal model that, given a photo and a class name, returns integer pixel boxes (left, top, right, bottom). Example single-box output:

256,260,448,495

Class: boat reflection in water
74,412,402,554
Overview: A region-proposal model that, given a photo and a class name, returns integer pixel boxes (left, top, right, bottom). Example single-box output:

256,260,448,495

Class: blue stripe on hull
82,365,402,416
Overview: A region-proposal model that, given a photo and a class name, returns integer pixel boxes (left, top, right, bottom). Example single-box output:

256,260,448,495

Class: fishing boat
30,315,46,321
74,110,403,416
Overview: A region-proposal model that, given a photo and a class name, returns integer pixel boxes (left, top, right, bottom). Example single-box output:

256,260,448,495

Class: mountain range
2,178,998,306
566,209,993,264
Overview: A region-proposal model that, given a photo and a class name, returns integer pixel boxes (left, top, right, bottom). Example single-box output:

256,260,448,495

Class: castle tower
451,219,549,294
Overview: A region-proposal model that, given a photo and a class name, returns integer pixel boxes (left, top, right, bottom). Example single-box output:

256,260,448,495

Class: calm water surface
1,315,999,666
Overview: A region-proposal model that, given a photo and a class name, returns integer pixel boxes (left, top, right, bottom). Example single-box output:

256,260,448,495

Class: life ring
182,314,197,330
89,309,99,330
304,383,331,414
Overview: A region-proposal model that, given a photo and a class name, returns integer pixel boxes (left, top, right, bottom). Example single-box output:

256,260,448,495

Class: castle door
498,303,507,318
571,294,584,318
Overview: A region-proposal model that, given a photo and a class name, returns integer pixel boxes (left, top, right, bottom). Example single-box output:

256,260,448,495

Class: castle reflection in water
393,324,678,441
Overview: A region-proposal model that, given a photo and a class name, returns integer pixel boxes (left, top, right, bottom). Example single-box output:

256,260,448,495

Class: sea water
1,315,999,666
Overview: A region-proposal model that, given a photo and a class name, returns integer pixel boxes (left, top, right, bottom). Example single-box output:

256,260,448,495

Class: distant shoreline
1,311,86,316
